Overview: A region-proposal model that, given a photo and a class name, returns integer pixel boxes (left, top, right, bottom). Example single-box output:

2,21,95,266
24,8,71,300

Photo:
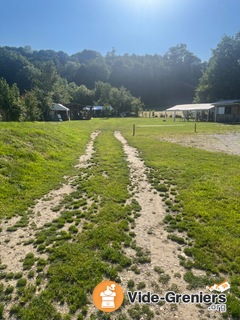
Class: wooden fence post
133,124,136,136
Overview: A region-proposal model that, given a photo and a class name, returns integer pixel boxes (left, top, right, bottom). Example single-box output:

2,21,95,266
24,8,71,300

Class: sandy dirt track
160,132,240,156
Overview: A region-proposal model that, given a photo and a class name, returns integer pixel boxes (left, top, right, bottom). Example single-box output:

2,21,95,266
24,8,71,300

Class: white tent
50,103,70,112
49,103,70,121
166,103,214,121
166,103,214,112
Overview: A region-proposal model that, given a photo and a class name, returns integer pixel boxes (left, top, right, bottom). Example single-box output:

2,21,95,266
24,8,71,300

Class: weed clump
167,234,186,245
23,253,35,270
127,280,135,289
158,273,171,285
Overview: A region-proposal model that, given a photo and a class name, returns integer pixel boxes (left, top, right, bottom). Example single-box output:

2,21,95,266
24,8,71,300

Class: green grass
0,121,97,218
0,118,239,319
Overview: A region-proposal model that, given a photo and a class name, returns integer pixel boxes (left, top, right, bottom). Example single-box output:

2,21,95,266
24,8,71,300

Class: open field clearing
0,119,239,319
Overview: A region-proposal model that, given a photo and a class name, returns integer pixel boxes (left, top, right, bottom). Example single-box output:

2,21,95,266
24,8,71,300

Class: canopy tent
49,103,70,121
50,103,70,112
166,103,215,122
166,103,214,112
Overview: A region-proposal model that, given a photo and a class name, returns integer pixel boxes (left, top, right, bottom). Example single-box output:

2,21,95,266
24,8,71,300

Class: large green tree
162,44,204,105
94,81,112,105
69,83,95,105
194,33,240,102
21,90,41,121
0,78,22,121
33,61,60,120
93,81,144,116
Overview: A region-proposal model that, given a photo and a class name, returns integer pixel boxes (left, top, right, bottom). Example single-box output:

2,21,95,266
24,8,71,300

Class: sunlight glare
122,0,160,10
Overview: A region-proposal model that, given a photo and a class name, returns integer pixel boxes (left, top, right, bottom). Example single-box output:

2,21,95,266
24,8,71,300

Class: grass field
0,118,239,319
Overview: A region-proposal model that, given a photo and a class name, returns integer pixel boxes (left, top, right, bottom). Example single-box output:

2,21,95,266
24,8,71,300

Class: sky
0,0,240,62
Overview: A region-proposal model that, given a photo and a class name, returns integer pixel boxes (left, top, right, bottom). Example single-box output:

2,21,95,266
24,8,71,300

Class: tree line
0,32,240,121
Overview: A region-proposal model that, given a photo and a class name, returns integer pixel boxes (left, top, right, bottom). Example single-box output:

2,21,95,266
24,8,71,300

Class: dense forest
0,32,240,121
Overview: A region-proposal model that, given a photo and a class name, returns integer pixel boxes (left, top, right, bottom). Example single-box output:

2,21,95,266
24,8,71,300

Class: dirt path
114,131,222,320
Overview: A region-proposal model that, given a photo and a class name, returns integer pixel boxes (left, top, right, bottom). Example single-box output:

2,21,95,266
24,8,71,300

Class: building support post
195,110,197,122
173,111,176,122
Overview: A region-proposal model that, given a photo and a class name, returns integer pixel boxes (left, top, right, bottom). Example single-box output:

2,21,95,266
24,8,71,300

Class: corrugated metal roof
212,99,240,105
167,104,214,111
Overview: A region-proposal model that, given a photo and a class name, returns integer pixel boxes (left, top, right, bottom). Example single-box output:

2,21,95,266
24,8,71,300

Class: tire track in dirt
114,131,222,320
